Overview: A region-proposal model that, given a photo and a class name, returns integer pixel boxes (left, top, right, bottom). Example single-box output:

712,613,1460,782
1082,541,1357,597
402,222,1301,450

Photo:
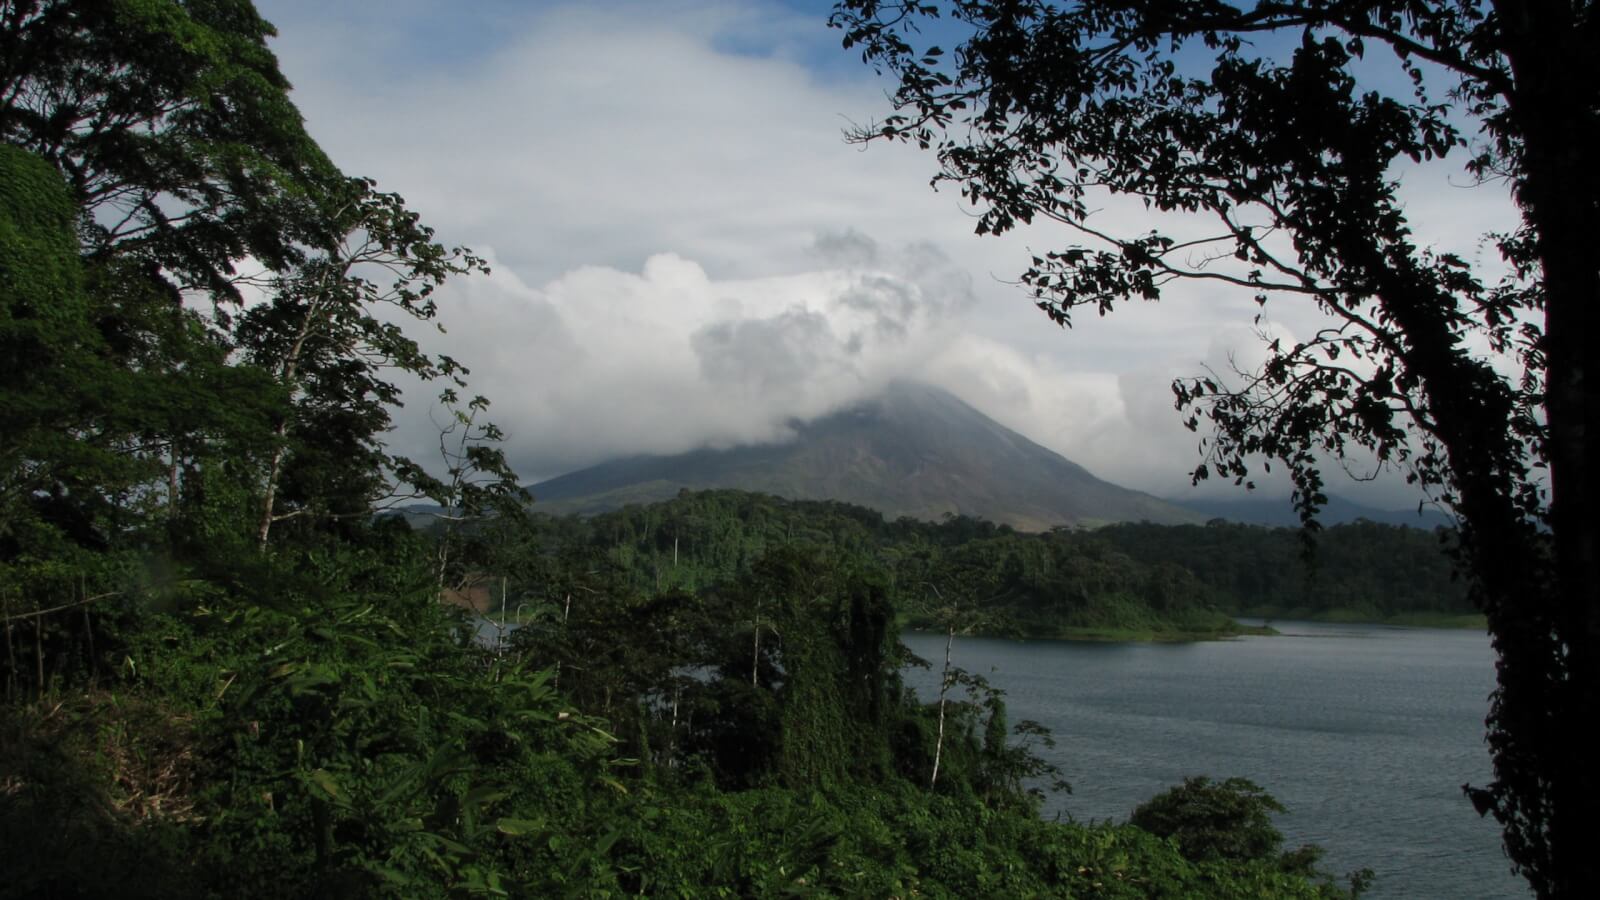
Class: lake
899,622,1528,899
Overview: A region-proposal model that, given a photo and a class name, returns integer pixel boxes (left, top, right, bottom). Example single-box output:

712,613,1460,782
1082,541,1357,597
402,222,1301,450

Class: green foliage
1,0,341,287
1,4,1377,897
0,0,529,692
199,591,615,895
601,785,1339,899
1091,519,1469,620
1131,777,1373,898
0,521,1357,899
235,180,504,553
830,3,1595,894
1131,776,1289,865
499,489,1464,642
1,540,624,898
0,146,78,536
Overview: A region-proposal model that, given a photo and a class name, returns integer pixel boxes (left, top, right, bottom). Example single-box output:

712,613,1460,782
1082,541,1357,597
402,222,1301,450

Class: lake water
899,622,1528,899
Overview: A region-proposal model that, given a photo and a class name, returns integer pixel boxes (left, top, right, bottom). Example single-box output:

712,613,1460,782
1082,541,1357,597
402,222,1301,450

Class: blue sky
251,1,1513,511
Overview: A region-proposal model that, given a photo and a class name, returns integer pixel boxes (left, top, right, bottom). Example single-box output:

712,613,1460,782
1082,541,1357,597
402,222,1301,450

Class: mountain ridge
529,382,1205,531
1173,493,1455,529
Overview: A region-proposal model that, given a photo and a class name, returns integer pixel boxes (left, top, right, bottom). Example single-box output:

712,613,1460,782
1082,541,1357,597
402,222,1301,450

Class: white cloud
392,239,975,481
256,0,1518,508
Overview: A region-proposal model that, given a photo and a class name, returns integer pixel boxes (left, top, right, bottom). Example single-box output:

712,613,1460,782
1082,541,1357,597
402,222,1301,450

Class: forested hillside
478,490,1471,640
1089,521,1470,624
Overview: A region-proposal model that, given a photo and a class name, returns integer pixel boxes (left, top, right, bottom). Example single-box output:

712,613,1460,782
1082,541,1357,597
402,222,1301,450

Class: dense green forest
0,2,1429,897
1088,520,1471,626
474,489,1471,640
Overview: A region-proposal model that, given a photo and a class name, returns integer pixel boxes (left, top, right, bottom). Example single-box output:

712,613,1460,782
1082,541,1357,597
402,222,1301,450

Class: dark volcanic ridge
1174,493,1456,529
528,381,1204,531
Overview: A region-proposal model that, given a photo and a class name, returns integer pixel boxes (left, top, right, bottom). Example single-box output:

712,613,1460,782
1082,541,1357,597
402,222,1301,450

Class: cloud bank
408,234,980,479
395,236,1293,501
256,0,1518,506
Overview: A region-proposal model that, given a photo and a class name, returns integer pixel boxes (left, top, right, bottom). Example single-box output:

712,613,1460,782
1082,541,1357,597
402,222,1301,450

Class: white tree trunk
751,597,762,688
256,289,329,551
931,623,955,788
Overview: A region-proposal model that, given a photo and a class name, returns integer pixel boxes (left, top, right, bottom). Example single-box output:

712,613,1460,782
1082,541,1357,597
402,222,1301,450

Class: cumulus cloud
389,238,976,481
255,0,1515,507
389,233,1309,500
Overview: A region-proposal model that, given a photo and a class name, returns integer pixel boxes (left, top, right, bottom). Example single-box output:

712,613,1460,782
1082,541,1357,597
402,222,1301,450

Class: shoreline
901,620,1277,644
1231,608,1487,630
902,609,1487,644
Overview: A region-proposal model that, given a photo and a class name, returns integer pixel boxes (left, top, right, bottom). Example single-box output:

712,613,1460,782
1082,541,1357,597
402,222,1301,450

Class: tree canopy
0,0,520,577
830,2,1596,896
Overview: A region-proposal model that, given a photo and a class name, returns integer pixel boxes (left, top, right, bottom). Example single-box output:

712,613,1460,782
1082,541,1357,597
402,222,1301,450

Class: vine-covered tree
0,0,342,291
830,2,1595,896
0,1,517,566
0,0,525,704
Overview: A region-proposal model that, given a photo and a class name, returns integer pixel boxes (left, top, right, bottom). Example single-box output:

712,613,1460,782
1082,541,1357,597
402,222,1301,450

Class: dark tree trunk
1481,4,1600,895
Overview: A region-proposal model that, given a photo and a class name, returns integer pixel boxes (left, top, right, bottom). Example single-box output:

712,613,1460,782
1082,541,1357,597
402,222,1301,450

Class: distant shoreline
901,618,1276,644
1231,608,1487,630
901,608,1487,645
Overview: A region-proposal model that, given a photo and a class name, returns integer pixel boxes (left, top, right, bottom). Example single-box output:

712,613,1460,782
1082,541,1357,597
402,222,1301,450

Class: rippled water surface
900,622,1527,899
